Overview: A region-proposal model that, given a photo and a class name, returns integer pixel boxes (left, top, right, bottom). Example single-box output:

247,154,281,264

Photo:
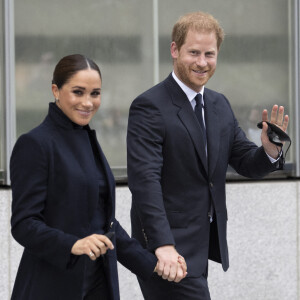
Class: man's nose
196,55,208,67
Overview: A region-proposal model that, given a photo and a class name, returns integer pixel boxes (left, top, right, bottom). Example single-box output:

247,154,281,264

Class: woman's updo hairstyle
52,54,102,89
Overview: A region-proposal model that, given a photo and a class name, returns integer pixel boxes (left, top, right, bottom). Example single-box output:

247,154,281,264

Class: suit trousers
138,266,211,300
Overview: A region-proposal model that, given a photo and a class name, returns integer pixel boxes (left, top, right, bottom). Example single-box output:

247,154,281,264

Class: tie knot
194,94,202,107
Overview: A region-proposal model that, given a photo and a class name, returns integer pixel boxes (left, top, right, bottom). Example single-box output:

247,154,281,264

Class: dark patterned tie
195,94,213,221
194,94,207,148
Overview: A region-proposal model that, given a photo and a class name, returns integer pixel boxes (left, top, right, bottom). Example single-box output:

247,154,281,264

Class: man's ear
170,42,179,59
51,84,59,99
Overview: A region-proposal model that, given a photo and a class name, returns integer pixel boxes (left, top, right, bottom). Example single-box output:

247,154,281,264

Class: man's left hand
261,104,289,159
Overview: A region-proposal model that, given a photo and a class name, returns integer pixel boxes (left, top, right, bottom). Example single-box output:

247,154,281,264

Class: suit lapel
165,75,208,174
204,91,220,178
177,102,208,174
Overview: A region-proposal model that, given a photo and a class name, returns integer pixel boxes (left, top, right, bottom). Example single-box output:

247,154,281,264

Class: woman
10,54,186,300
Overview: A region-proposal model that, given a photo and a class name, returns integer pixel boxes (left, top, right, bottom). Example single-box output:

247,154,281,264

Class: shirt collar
172,71,205,105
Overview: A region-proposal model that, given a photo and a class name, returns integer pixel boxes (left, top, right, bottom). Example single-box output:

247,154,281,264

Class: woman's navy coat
10,103,157,300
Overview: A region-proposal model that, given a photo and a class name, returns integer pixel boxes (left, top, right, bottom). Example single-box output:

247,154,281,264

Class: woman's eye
91,91,101,97
73,90,83,96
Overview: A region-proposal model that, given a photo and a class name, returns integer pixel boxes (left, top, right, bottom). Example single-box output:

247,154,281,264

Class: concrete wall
1,181,299,299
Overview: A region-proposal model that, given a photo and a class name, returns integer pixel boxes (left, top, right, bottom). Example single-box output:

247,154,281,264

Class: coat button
210,182,213,188
110,221,114,228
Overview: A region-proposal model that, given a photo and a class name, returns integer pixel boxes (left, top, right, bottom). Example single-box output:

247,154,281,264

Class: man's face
171,30,218,92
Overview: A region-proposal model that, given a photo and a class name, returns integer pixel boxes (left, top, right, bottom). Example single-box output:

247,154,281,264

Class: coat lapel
165,75,208,174
204,91,220,178
177,102,208,174
90,129,116,220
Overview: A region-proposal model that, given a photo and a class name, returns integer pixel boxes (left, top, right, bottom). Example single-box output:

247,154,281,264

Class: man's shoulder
138,77,170,99
204,87,232,107
204,87,225,99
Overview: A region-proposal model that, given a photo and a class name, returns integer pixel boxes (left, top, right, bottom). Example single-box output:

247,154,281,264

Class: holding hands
154,245,187,283
71,234,187,283
261,105,289,159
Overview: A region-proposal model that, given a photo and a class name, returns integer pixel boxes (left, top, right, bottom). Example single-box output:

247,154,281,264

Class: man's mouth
193,69,207,74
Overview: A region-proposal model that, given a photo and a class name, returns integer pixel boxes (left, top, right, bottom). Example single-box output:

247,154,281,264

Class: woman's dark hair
52,54,102,89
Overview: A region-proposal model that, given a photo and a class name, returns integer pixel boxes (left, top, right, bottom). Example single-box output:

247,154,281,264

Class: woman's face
52,69,101,126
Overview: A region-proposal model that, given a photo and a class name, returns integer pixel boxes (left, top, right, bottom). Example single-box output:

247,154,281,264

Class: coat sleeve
10,133,79,270
114,220,157,280
127,97,175,251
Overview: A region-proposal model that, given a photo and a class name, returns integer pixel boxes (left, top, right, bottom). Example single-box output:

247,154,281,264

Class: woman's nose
82,95,93,108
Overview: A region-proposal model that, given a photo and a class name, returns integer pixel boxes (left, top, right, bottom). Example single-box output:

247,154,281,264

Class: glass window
8,0,297,183
14,0,154,179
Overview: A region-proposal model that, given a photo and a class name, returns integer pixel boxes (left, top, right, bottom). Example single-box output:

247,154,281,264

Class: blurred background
0,0,296,183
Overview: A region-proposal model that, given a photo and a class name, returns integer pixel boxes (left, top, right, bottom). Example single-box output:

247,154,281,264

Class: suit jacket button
210,182,213,188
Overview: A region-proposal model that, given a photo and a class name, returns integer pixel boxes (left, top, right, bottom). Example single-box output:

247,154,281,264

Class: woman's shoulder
14,117,56,152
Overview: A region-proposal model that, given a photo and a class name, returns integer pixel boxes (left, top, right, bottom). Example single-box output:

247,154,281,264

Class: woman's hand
176,255,187,282
154,254,187,282
71,234,114,261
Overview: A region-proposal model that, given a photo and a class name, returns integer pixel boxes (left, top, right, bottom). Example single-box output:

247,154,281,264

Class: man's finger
282,115,289,132
275,106,284,125
270,105,278,123
261,121,268,135
156,261,164,276
167,264,177,281
162,264,170,280
261,109,268,122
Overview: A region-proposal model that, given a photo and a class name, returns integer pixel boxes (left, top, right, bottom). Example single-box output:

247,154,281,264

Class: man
127,11,289,299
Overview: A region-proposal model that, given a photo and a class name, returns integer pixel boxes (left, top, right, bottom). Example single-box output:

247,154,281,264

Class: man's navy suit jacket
127,74,281,277
10,103,156,300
